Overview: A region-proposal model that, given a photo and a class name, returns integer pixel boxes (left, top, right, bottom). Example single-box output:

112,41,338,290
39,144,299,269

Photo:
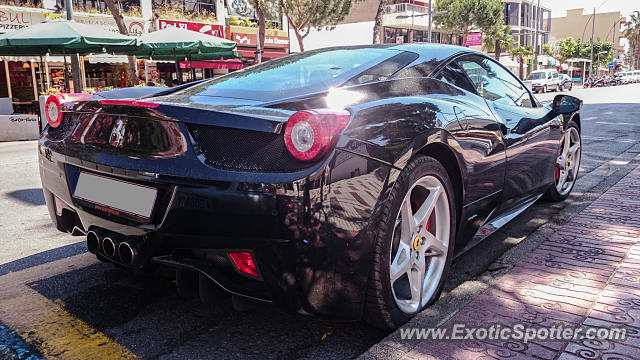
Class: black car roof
307,43,479,63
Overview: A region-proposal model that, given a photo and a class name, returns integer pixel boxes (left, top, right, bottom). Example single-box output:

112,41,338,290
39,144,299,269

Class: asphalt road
1,83,640,360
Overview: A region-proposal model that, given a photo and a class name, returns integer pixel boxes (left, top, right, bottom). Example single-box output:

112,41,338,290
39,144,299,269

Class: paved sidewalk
401,166,640,360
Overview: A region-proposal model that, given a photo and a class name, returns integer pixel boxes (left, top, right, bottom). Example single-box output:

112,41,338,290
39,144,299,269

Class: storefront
0,5,147,96
228,26,289,63
383,27,446,44
0,57,40,111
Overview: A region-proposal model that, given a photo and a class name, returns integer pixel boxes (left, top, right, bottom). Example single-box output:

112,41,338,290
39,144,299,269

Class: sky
542,0,638,20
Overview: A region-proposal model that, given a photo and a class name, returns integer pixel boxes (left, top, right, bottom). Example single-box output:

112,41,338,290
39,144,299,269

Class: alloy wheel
555,127,581,196
389,175,450,314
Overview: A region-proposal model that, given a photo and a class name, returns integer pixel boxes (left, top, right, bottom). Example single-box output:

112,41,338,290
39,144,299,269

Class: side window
435,62,477,94
456,55,535,108
553,72,559,79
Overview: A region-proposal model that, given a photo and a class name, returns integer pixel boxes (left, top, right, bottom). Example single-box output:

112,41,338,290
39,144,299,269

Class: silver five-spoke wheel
389,175,450,314
555,126,581,196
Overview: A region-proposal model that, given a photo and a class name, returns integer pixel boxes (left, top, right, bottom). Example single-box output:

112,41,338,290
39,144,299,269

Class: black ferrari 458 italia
39,44,582,329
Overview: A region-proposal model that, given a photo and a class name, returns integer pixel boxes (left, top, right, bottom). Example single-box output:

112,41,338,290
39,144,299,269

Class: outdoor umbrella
134,26,239,84
134,26,238,59
0,19,138,56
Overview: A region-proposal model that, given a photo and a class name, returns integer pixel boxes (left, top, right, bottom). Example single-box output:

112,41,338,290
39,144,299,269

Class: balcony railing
385,3,428,15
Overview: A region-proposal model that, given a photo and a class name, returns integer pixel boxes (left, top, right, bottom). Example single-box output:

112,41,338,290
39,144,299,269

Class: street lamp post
589,7,596,79
64,0,84,93
533,0,540,70
428,0,432,43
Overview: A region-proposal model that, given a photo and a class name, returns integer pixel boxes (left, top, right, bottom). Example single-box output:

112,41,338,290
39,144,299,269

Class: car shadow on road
0,242,86,277
25,260,387,360
6,188,45,206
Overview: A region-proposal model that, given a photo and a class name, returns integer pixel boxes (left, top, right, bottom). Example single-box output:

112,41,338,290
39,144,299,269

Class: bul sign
158,19,224,37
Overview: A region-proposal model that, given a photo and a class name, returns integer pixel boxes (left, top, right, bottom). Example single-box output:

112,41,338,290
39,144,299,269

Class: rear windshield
163,48,416,102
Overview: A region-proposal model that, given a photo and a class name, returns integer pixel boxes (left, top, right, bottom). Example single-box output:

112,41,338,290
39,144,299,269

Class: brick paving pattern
402,166,640,360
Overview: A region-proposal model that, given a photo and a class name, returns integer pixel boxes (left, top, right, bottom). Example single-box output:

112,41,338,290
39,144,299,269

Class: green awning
134,26,237,58
0,19,138,56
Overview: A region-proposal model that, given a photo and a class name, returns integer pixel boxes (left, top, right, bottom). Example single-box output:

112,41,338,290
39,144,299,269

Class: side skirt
454,194,542,258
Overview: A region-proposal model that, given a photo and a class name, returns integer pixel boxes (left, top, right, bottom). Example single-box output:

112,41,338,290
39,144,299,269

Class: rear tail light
283,109,351,161
45,95,64,128
45,93,92,128
228,251,258,277
99,99,160,108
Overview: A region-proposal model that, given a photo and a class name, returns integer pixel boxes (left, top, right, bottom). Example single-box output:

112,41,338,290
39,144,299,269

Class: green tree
434,0,504,45
280,0,357,51
510,45,533,80
482,25,515,60
557,37,578,64
542,43,554,58
624,11,640,68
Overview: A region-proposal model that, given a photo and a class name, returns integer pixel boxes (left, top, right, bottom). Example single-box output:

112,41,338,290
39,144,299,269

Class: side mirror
552,95,582,115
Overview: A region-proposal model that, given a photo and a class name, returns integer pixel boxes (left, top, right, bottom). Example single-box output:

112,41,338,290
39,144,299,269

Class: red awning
179,59,244,70
236,46,289,60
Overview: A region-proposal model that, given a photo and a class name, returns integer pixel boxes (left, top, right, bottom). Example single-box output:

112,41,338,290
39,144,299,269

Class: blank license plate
73,172,157,219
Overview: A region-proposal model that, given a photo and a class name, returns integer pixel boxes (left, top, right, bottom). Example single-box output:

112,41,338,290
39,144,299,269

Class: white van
524,69,561,93
617,72,632,84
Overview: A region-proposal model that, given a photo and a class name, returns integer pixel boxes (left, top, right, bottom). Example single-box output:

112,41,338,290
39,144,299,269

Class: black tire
545,121,581,202
363,155,457,329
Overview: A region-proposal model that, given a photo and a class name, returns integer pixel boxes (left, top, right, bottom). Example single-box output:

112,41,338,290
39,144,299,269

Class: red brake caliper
555,147,562,182
412,199,432,232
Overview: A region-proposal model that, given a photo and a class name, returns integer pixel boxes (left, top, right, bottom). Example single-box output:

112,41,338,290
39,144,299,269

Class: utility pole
612,20,616,75
589,7,595,78
64,0,84,92
533,0,540,70
427,0,432,43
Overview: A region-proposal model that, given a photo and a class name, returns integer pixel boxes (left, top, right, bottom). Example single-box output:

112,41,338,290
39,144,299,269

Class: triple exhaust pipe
86,230,140,266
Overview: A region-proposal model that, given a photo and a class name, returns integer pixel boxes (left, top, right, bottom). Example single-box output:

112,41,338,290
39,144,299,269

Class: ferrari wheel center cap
413,236,421,251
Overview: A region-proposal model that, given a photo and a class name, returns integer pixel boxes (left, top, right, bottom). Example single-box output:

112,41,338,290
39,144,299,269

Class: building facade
503,0,551,54
291,0,470,53
549,8,625,56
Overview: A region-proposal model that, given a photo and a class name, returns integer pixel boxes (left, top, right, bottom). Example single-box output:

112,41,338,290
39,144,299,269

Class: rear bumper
38,132,392,320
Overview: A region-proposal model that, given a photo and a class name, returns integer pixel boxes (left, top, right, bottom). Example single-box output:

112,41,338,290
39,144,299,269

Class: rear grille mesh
187,124,312,173
47,113,80,140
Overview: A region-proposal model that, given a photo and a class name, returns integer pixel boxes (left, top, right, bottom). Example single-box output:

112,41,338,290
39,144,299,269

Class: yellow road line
0,253,139,360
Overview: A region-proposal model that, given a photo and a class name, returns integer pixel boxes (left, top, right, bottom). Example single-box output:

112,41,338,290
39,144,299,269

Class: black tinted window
436,62,477,94
392,59,439,79
161,48,408,102
344,52,419,86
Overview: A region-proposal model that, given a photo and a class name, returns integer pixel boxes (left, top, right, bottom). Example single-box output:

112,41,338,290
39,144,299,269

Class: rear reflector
54,196,64,216
99,99,160,108
228,251,258,277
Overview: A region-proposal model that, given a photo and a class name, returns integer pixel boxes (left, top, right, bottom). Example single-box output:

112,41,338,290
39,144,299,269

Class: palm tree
624,11,640,69
510,45,533,80
482,25,515,60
